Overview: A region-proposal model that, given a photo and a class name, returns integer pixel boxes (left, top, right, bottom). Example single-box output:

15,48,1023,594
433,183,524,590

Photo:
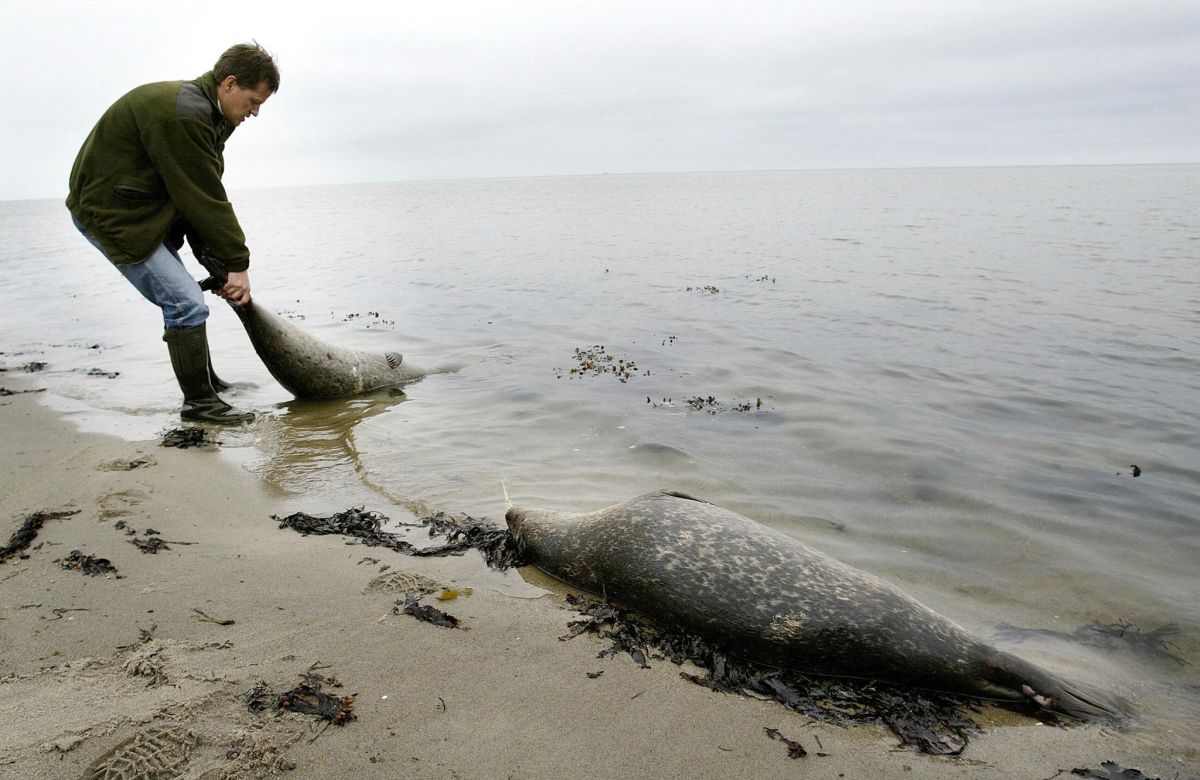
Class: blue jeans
72,215,209,330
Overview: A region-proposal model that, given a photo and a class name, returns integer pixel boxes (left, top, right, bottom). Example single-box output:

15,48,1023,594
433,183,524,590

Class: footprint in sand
96,456,157,473
97,490,147,522
81,726,199,780
368,569,443,595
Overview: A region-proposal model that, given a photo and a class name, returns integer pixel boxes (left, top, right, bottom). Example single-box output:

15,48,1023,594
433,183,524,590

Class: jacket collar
194,71,234,138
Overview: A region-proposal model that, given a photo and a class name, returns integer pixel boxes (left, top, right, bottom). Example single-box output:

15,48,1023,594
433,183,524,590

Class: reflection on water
244,391,409,496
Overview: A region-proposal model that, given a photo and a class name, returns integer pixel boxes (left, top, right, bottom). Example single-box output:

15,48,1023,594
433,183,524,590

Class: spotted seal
505,490,1127,722
233,299,428,399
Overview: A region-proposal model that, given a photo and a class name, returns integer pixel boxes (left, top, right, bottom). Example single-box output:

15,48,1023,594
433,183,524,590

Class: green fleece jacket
66,72,250,272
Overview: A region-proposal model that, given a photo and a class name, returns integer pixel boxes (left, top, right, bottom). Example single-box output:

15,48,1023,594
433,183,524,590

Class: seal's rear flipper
1036,677,1131,725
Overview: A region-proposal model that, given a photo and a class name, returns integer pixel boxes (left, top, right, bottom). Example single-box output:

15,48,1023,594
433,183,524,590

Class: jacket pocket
111,175,164,200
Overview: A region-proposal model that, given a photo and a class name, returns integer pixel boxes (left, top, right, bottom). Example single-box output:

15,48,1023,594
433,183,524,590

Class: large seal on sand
505,490,1126,722
233,300,428,399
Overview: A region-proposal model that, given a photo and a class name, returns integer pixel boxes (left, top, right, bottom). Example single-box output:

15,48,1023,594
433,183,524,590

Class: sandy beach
0,374,1175,779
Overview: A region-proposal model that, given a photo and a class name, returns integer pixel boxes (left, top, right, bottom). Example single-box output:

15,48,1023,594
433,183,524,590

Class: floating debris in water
648,395,767,414
21,361,48,372
685,285,720,294
1130,464,1142,477
557,345,643,382
340,310,394,328
160,427,217,449
746,275,776,283
81,368,120,379
562,594,983,755
57,550,120,577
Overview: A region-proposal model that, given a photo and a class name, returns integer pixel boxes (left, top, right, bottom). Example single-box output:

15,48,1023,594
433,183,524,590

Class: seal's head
504,507,527,537
504,506,534,560
504,505,566,562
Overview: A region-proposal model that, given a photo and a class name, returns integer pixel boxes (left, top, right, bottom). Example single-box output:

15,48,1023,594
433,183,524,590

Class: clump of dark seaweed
244,681,274,713
562,594,982,756
126,526,192,554
1071,761,1162,779
57,550,120,577
272,507,526,571
0,387,46,396
418,510,526,569
160,427,216,449
112,520,193,554
247,664,356,727
274,508,416,554
395,595,461,629
0,510,81,563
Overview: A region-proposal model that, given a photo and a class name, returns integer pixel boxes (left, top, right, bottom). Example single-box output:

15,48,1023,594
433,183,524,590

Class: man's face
217,76,273,127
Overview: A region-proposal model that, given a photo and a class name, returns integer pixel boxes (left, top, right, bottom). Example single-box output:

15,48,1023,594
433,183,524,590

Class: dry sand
0,377,1163,779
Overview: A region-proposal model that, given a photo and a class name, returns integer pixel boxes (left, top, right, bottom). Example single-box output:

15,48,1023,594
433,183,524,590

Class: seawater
2,165,1198,765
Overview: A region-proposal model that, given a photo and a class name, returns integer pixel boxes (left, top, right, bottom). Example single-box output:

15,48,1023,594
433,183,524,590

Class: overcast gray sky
2,0,1196,201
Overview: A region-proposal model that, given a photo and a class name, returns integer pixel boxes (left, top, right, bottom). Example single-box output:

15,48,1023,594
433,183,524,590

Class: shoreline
0,380,1171,779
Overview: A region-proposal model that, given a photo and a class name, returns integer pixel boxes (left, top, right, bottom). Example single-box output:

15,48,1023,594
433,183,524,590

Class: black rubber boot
164,325,254,425
207,356,231,393
206,357,255,393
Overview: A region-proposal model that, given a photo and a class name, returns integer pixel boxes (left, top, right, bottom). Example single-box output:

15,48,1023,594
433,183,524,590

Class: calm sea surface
2,166,1198,766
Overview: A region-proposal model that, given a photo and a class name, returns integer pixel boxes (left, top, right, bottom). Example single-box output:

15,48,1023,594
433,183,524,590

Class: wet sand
0,378,1158,779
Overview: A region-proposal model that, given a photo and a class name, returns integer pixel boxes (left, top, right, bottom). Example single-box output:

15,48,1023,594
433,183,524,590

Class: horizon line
6,159,1197,204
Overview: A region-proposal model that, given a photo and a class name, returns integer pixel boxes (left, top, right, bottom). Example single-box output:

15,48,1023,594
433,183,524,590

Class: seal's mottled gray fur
506,490,1126,723
234,300,426,399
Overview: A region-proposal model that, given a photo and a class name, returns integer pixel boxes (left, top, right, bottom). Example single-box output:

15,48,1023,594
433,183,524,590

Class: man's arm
143,117,251,272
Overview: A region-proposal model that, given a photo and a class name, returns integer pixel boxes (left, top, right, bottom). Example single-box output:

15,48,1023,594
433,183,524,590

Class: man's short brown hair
214,42,280,93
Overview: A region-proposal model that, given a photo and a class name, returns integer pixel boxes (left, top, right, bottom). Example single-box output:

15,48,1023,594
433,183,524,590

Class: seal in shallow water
505,490,1127,722
233,299,428,399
